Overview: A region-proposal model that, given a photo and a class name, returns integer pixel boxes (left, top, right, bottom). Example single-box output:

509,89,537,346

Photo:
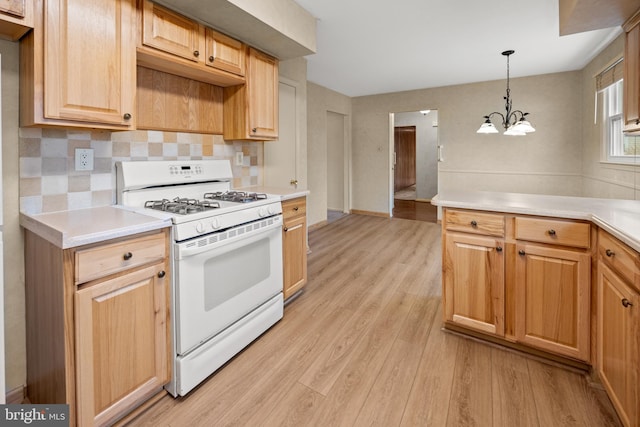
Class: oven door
174,215,283,356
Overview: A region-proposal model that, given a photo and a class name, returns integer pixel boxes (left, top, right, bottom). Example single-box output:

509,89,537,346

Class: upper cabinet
0,0,33,40
137,0,245,87
223,47,279,141
20,0,137,130
624,11,640,133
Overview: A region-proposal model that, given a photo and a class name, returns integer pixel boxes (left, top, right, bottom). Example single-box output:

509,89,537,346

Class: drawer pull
548,229,556,236
605,249,615,257
470,220,478,227
158,270,166,279
622,298,633,308
294,207,299,211
123,252,133,261
518,250,526,256
496,246,503,252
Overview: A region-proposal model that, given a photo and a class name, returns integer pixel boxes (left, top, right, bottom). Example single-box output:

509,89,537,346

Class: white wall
394,110,439,200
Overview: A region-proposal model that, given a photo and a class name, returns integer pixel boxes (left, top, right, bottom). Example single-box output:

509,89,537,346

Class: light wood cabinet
442,209,592,362
25,229,171,426
0,0,33,40
137,0,245,86
624,10,640,132
282,197,307,300
20,0,137,130
514,242,591,361
597,229,640,427
444,232,505,336
224,47,279,141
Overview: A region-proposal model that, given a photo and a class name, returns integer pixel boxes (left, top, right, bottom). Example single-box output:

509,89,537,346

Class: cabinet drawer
598,230,640,288
444,209,504,237
282,197,306,222
514,217,590,249
75,232,166,285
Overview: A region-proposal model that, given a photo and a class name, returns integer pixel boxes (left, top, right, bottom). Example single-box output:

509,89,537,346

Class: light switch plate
75,148,94,171
235,152,244,166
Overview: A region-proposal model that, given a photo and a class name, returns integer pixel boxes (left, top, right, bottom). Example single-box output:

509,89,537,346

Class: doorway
327,111,348,223
391,110,439,222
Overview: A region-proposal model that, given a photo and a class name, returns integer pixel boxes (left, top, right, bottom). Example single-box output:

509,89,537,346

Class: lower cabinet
25,229,171,426
444,232,505,336
442,208,592,362
282,197,307,300
514,242,591,361
597,229,640,427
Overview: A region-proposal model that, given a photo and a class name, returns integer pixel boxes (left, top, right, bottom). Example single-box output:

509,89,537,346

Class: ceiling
294,0,623,97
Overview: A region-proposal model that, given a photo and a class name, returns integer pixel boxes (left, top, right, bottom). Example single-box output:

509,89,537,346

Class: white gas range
116,159,283,397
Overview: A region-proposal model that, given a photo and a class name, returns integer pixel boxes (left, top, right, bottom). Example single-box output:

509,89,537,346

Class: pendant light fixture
477,50,535,136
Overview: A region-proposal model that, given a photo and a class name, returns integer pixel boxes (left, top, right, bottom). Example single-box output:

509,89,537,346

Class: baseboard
6,385,25,404
350,209,390,218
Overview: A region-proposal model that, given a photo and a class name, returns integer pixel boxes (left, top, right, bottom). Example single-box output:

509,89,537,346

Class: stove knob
267,206,275,215
195,222,206,233
258,207,267,217
211,218,221,230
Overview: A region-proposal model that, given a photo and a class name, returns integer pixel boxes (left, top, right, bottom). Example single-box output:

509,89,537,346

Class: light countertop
432,190,640,252
237,186,310,201
20,206,171,249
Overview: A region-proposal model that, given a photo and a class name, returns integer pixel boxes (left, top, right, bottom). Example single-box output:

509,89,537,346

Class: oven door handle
176,217,282,259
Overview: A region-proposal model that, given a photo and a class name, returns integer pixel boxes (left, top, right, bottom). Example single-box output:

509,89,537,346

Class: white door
0,53,5,403
264,81,297,188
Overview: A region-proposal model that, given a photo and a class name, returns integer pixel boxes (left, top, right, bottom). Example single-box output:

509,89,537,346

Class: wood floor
393,199,438,222
128,214,621,427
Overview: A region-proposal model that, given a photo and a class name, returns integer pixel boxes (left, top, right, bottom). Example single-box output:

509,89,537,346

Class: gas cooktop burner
204,191,268,203
144,197,221,215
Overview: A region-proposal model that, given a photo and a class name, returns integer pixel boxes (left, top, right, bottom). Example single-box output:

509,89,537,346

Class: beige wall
581,34,640,199
1,39,25,395
306,82,351,226
350,71,584,214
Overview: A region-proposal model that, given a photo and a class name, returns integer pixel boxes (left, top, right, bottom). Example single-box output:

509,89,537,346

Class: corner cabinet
20,0,136,130
596,230,639,427
224,47,279,141
282,197,307,300
25,229,171,426
624,10,640,133
442,209,592,363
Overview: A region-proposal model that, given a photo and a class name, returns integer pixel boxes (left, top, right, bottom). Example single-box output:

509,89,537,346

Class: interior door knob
290,179,298,186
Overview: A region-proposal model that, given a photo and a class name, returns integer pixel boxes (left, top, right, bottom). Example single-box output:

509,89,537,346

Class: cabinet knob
194,50,200,57
283,227,289,232
548,229,556,236
605,249,615,257
209,55,215,62
252,128,257,133
622,298,633,308
158,270,166,279
518,250,526,256
123,113,132,120
123,252,133,261
294,207,299,211
496,246,503,252
470,220,478,227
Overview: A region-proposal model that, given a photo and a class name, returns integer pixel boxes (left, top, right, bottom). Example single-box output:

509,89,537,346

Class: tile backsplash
19,128,262,214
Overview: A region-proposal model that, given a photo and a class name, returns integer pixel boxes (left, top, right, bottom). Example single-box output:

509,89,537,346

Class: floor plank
127,215,621,427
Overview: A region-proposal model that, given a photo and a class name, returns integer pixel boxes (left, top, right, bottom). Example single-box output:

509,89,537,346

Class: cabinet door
598,261,638,427
515,243,590,361
247,47,279,139
283,215,307,299
0,0,24,17
44,0,136,126
624,21,640,132
141,0,201,63
444,233,505,336
205,28,245,76
75,263,170,426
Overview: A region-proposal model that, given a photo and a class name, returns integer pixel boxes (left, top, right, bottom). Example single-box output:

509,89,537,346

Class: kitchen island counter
20,206,171,249
432,190,640,252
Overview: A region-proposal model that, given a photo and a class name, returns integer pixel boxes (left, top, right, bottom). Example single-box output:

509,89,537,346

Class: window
601,80,640,164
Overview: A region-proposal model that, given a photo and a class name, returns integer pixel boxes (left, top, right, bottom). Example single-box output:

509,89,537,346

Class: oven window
203,237,271,311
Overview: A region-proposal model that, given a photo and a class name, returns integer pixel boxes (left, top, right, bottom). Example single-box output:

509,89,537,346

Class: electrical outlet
75,148,94,171
235,152,244,166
